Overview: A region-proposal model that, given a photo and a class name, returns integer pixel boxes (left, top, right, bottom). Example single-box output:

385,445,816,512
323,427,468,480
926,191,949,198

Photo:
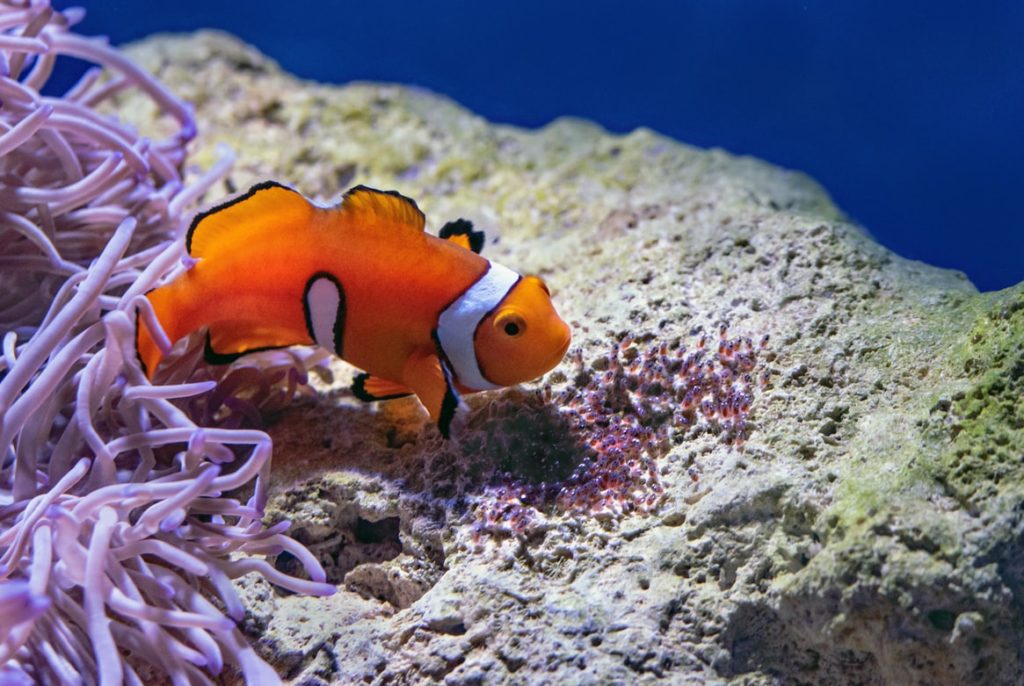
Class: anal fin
204,321,310,365
436,356,467,439
352,373,414,402
401,346,467,439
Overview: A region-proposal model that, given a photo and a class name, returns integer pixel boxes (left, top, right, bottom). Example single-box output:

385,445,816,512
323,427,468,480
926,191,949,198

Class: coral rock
118,30,1024,686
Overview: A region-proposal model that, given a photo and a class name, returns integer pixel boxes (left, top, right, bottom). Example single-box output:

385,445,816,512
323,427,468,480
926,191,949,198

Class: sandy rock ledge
122,31,1024,686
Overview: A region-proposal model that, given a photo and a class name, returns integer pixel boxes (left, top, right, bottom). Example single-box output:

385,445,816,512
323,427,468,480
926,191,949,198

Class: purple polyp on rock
0,3,333,683
473,326,770,539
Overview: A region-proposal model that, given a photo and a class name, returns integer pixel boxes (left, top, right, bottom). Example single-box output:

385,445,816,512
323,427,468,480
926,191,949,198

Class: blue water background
54,1,1024,291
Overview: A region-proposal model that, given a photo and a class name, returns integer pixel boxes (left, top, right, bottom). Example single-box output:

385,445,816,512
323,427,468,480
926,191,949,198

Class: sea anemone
0,3,331,683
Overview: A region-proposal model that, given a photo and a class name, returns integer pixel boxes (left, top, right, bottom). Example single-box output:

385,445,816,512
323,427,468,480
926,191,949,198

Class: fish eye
496,311,526,338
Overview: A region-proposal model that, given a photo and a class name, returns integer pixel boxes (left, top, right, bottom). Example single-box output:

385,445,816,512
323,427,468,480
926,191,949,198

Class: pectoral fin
401,350,465,438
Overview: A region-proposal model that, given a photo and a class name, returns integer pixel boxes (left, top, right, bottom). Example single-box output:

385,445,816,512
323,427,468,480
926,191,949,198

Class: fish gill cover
0,2,333,683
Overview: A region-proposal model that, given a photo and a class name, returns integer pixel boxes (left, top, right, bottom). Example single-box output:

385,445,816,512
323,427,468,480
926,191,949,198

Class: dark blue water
56,1,1024,291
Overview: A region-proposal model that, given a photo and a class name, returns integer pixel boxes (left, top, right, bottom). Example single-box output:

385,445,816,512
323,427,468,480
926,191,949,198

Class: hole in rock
355,516,400,545
273,515,403,586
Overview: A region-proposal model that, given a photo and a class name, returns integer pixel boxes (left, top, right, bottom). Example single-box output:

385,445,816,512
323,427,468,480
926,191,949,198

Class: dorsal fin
438,218,484,254
187,181,312,258
337,185,425,233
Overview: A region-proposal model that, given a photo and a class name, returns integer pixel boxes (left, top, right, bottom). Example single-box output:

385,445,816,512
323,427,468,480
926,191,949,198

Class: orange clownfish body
136,182,571,437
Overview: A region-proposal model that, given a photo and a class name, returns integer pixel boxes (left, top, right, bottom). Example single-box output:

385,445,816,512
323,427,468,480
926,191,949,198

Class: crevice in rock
271,512,404,587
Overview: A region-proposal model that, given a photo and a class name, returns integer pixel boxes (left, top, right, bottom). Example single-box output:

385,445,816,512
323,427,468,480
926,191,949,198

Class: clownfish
135,182,572,437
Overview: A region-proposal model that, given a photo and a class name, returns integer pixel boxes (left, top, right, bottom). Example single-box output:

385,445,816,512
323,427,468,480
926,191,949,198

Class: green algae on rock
120,31,1024,685
939,291,1024,507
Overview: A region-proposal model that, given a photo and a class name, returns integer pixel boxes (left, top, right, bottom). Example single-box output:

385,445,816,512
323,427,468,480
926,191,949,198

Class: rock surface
124,32,1024,685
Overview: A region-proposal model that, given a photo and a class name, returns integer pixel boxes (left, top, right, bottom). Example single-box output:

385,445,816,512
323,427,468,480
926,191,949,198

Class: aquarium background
54,0,1024,291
